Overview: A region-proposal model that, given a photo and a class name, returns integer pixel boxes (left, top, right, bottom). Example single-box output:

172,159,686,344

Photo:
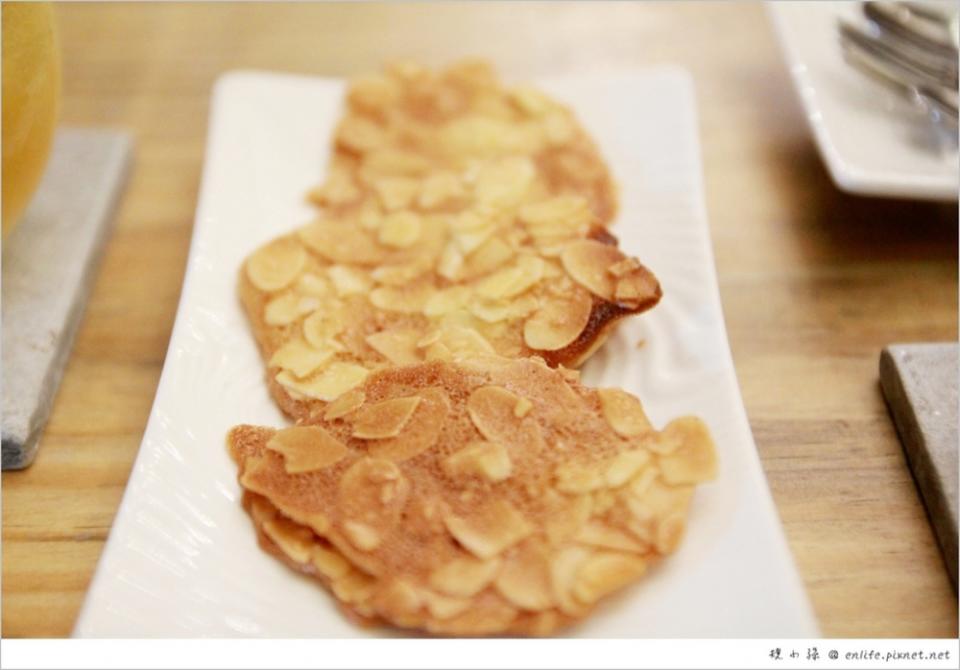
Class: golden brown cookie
311,60,618,228
228,356,717,636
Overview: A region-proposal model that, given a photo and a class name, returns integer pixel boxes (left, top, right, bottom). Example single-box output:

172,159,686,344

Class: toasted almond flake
519,195,591,237
311,168,361,206
474,256,544,300
266,425,349,474
347,73,402,112
455,225,495,255
373,176,420,211
443,441,512,482
246,238,307,292
509,85,554,116
494,541,555,611
614,265,660,306
268,339,336,379
369,283,434,313
657,417,718,484
544,492,593,546
311,544,351,579
604,450,651,488
302,310,345,350
572,552,646,605
436,241,464,280
421,590,473,620
462,237,515,279
425,325,495,360
560,239,623,300
574,521,646,553
365,329,422,365
332,569,377,604
597,388,652,438
262,516,314,564
554,461,605,494
429,556,501,598
352,396,422,439
423,286,473,317
542,111,576,145
523,290,592,351
474,156,536,209
608,257,642,278
264,292,313,326
443,500,533,559
327,265,373,296
295,272,333,297
378,211,422,248
299,221,386,266
323,389,366,420
343,520,382,551
655,513,687,554
367,387,450,462
276,362,369,402
469,294,538,324
550,546,592,616
419,172,466,209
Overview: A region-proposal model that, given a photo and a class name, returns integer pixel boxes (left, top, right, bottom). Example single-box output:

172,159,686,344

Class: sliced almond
474,256,544,300
365,329,422,365
332,569,377,605
262,516,314,564
657,417,718,484
544,491,593,546
327,265,373,296
343,520,382,551
311,544,351,580
264,293,318,326
372,176,420,212
554,461,605,494
276,362,369,402
347,73,402,113
424,324,495,361
574,521,646,553
311,168,361,207
420,590,473,620
266,425,348,474
302,310,345,350
269,339,336,378
352,396,422,439
523,290,592,351
519,195,591,240
378,211,422,248
655,513,687,554
467,385,544,451
419,172,466,209
560,239,623,300
369,283,434,313
429,556,501,598
443,441,512,482
614,265,660,306
443,500,533,560
550,545,592,616
494,541,555,611
509,85,554,116
572,552,646,605
436,241,464,280
474,156,536,210
469,294,538,324
323,389,366,420
454,224,495,255
367,387,450,462
462,237,515,279
604,450,651,488
299,221,386,266
375,579,424,622
597,388,652,438
246,237,307,292
423,286,473,317
295,272,333,298
542,111,576,145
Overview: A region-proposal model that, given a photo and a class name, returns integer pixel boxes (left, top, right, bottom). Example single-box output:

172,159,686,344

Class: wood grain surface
2,2,957,638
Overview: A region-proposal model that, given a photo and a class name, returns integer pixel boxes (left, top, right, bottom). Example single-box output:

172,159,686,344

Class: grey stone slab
2,128,133,469
880,343,959,591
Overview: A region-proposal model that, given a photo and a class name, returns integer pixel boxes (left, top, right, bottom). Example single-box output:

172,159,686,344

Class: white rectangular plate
769,1,959,201
75,68,818,637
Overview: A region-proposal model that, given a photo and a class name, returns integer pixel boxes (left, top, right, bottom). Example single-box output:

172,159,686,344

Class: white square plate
769,1,959,201
74,68,818,637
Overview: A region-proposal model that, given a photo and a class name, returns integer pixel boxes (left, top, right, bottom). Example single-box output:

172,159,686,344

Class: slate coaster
2,128,133,470
880,343,959,591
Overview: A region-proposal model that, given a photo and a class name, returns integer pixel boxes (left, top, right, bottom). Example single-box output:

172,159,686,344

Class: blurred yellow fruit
2,2,61,237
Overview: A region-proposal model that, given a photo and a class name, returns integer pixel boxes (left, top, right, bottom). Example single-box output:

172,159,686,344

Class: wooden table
3,2,957,638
